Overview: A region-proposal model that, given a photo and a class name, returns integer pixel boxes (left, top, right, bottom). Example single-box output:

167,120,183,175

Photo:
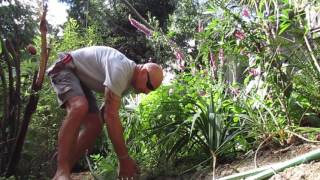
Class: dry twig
254,135,273,168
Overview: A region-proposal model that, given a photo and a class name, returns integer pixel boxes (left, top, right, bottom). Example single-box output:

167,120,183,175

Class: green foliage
120,72,244,175
57,18,83,51
52,18,104,54
168,0,200,40
59,0,178,64
0,1,37,48
89,153,117,178
75,0,320,177
110,0,320,175
119,73,206,172
2,0,320,178
0,176,15,180
190,87,241,156
47,17,105,64
85,24,104,47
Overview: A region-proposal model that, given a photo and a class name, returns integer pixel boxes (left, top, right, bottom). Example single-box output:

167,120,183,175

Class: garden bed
71,142,320,180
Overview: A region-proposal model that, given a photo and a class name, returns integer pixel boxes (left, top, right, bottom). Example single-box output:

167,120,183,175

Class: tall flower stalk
174,50,185,70
210,50,217,78
129,16,153,37
218,48,225,66
128,16,186,71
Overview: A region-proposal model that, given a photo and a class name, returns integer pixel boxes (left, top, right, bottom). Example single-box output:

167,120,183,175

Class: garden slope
215,143,320,180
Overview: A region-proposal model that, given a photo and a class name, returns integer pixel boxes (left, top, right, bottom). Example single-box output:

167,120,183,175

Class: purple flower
129,17,153,37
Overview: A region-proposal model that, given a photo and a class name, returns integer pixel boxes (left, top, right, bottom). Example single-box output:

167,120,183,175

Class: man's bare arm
104,87,139,178
103,87,128,158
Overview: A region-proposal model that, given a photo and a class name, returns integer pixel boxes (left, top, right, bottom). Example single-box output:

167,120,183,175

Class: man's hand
118,157,140,180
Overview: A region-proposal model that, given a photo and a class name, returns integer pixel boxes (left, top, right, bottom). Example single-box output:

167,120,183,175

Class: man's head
131,63,163,94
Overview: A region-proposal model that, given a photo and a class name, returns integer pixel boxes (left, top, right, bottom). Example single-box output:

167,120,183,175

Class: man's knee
65,96,89,117
84,113,103,131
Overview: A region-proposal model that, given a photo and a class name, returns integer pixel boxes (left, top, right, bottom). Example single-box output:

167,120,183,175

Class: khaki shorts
48,63,99,113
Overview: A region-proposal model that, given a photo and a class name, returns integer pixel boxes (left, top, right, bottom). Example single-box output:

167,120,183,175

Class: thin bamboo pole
218,149,320,180
247,149,320,180
218,164,276,180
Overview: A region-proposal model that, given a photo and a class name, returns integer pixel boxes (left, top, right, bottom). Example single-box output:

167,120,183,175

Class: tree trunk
6,72,39,176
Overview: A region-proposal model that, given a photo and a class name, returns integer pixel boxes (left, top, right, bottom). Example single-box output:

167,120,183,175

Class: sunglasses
146,72,155,91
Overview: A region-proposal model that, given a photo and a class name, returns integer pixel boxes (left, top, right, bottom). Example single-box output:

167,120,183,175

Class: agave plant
189,88,242,179
157,84,242,179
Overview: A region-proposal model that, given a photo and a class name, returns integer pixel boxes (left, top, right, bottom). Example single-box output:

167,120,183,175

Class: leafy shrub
123,71,245,175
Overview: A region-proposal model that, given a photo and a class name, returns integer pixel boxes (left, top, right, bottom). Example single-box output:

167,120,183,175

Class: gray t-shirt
70,46,136,96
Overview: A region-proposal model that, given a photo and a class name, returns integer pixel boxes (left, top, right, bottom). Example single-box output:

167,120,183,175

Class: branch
285,130,320,144
5,39,21,148
0,59,8,130
304,35,320,75
254,135,273,168
35,4,50,90
119,0,154,30
1,39,14,105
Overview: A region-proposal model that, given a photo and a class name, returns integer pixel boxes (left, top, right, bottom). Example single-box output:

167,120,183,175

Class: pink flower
129,17,153,37
218,48,225,66
210,50,217,72
199,90,206,96
242,7,250,18
239,49,248,56
198,20,203,32
174,50,185,70
230,87,240,96
234,30,245,40
175,50,184,60
249,68,261,77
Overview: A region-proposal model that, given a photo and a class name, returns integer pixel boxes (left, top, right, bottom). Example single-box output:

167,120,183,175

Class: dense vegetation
1,0,320,179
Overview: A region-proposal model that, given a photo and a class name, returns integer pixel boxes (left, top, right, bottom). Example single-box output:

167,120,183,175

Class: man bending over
47,46,163,180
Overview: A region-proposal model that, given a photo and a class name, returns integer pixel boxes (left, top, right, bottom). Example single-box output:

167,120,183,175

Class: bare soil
71,172,94,180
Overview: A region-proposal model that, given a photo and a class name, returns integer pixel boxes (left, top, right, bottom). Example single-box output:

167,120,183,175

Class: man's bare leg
70,113,102,168
53,96,89,180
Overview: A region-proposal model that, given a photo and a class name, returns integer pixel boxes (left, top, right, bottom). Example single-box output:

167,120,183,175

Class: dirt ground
71,142,320,180
214,142,320,180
